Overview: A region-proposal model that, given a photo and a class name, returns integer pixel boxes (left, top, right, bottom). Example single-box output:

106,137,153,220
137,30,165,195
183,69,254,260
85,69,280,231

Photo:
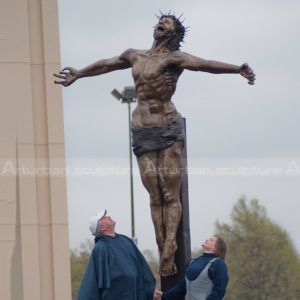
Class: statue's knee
161,187,179,203
163,192,175,203
150,194,161,206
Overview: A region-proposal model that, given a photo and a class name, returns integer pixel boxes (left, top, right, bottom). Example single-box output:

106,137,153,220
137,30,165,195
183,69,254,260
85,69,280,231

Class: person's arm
169,52,255,85
206,260,229,300
161,278,186,300
53,48,134,87
76,243,109,300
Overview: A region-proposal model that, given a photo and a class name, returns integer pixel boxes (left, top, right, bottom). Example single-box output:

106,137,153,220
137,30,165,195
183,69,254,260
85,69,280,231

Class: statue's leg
137,151,165,255
158,141,184,276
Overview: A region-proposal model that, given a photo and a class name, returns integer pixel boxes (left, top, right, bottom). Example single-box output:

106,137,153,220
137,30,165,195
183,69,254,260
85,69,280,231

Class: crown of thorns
155,11,189,50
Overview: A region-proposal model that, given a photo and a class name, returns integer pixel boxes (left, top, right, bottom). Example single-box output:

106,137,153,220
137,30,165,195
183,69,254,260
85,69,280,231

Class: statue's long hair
158,12,187,51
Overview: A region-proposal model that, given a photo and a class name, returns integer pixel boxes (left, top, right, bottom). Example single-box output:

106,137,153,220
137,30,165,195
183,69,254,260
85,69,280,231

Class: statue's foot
159,239,178,277
160,259,178,277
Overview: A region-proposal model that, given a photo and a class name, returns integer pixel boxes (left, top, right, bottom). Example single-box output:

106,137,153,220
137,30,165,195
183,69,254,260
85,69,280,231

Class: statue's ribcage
137,70,179,100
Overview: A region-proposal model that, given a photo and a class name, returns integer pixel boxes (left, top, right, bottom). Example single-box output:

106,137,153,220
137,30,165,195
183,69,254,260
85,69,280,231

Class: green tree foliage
216,196,300,300
70,240,93,300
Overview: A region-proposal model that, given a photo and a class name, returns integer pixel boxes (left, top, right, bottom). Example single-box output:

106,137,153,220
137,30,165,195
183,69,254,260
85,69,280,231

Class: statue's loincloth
131,115,185,157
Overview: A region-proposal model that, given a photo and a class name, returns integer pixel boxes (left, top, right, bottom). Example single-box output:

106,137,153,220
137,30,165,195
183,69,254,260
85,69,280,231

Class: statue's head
153,13,186,51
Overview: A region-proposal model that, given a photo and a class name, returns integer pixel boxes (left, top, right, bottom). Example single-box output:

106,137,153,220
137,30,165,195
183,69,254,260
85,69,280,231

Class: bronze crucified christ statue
54,13,255,277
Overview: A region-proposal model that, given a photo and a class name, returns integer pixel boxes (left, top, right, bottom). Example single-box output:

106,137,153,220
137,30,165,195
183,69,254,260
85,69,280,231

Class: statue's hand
239,63,256,85
53,67,79,87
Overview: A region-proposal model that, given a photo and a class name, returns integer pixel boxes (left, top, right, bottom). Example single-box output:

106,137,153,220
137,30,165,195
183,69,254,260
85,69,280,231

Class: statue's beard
154,30,174,42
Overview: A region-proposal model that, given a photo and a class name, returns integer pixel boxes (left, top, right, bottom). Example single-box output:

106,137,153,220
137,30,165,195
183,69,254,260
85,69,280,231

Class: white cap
88,209,107,236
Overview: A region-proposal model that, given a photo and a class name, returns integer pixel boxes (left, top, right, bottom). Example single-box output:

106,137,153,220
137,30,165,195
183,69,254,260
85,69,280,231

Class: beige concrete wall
0,0,71,299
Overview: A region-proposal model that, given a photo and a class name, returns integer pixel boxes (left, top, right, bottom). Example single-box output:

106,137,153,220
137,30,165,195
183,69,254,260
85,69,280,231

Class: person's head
201,235,227,260
89,209,116,236
153,13,186,51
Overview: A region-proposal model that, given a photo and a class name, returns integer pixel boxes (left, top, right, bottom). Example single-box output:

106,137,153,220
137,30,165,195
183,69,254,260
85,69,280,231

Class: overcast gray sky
57,0,300,253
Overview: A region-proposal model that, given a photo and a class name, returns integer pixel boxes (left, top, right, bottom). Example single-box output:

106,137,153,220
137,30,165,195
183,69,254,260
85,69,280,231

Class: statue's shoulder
120,48,146,59
168,50,184,58
164,50,186,65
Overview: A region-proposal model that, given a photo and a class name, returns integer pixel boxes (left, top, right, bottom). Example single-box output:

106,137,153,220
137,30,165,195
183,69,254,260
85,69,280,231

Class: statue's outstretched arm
53,49,133,87
172,52,256,85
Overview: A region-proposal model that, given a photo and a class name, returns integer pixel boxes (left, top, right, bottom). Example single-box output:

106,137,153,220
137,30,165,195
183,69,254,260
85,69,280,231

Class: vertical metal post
128,102,135,240
111,86,137,244
111,87,136,243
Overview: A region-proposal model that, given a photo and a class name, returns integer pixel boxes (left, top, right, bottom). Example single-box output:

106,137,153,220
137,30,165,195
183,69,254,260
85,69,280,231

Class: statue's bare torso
128,50,182,127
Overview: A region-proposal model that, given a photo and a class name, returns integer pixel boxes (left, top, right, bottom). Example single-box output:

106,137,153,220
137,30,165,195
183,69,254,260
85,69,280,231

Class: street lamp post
111,87,137,243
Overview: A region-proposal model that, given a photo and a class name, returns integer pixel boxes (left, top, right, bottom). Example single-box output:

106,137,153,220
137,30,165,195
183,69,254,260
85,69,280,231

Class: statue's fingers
53,73,65,79
54,80,65,85
59,71,69,75
62,67,72,72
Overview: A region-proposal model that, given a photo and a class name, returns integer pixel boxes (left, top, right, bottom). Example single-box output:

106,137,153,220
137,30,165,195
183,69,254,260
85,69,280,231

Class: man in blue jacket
77,210,156,300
